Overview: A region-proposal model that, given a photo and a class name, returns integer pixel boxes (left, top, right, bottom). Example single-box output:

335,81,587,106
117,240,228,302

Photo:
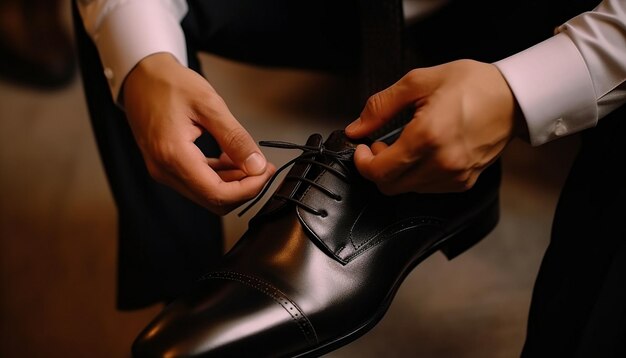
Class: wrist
122,52,182,105
134,52,181,73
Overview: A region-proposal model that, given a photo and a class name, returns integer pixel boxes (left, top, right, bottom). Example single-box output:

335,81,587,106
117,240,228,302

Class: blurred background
0,1,581,357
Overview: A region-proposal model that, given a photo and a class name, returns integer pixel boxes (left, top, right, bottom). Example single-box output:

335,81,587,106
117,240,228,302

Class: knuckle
197,92,226,116
205,92,226,109
150,143,177,171
436,150,468,173
412,126,439,150
451,171,476,192
369,169,392,184
462,173,479,191
363,93,385,117
143,143,184,186
223,126,250,151
404,69,421,85
439,158,464,173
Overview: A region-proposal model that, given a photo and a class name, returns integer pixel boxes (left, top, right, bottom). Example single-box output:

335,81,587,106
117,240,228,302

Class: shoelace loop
238,139,355,217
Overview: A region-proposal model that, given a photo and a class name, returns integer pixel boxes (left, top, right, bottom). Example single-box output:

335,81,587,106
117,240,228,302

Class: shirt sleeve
76,0,189,103
494,0,626,146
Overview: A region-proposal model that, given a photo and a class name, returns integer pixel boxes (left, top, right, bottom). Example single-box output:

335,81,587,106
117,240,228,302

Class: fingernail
345,118,361,133
244,152,266,175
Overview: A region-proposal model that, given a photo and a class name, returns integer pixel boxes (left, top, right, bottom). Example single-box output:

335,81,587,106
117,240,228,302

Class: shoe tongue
253,130,371,218
279,131,324,190
305,133,324,148
322,130,370,152
253,133,324,216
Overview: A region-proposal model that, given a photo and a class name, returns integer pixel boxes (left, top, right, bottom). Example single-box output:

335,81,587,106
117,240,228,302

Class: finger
206,153,237,171
193,95,267,176
218,152,236,167
211,164,275,205
353,141,414,187
215,169,250,182
216,162,277,183
208,153,277,181
346,70,425,138
168,141,273,213
370,141,388,155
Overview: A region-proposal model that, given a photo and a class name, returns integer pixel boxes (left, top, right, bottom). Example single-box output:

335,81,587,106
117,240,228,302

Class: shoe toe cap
132,273,317,357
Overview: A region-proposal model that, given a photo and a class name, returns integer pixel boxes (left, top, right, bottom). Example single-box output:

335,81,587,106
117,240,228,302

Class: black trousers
522,106,626,357
73,1,624,354
72,0,360,310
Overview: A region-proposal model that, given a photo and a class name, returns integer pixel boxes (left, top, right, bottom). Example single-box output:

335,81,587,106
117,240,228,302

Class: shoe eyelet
335,195,342,202
319,210,328,218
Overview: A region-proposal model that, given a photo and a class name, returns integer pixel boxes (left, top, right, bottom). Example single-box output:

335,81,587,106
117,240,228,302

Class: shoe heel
440,198,500,260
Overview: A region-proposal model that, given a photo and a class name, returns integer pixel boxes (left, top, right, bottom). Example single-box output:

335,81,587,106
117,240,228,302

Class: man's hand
123,53,275,215
346,60,523,195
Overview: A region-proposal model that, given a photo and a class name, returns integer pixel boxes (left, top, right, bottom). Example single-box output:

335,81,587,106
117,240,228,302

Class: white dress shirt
77,0,189,100
494,0,626,145
77,0,626,146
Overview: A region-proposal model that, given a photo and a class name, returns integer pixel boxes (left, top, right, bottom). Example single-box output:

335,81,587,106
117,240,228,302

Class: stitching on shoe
297,209,342,262
345,217,443,261
199,271,319,345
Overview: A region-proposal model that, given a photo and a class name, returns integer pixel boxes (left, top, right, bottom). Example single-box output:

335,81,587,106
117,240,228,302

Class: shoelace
238,139,356,217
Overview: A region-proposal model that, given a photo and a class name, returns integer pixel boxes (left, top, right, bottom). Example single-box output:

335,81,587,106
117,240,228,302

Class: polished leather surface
132,130,501,358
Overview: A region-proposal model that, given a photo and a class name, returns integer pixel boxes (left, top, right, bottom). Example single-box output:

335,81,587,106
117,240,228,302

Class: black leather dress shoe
132,130,500,358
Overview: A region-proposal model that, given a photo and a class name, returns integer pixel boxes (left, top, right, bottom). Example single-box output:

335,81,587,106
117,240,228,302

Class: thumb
346,69,424,138
195,96,267,176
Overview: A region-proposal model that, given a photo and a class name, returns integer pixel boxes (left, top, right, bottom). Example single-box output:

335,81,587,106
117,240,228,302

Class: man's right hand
123,52,275,215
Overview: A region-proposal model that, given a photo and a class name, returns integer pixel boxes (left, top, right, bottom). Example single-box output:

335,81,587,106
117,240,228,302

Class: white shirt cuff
92,0,188,103
494,33,598,146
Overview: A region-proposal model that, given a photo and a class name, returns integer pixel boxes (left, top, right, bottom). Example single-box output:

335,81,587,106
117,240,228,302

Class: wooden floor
0,25,581,358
